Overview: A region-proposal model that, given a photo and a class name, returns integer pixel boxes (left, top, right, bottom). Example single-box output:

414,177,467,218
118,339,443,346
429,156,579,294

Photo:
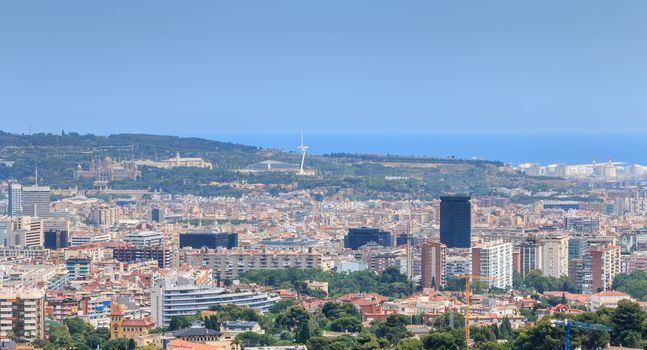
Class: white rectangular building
22,186,51,218
7,183,22,217
123,231,164,247
541,235,569,278
472,242,513,289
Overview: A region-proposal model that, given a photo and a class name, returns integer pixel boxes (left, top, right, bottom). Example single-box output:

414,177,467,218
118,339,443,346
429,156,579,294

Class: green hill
0,131,584,200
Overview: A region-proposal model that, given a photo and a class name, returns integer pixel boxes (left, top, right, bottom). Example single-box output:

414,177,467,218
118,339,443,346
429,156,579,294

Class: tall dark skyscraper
440,196,471,248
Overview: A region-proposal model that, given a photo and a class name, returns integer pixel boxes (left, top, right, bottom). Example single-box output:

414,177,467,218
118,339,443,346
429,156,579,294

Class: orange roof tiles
168,339,223,350
594,291,630,297
121,317,155,327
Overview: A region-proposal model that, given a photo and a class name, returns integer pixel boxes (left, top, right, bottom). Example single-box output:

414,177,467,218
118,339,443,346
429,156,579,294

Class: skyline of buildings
518,160,647,179
0,165,644,347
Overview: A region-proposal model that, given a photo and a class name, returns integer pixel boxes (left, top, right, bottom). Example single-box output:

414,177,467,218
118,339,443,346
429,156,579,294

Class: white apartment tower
541,235,570,278
472,242,513,289
7,183,22,217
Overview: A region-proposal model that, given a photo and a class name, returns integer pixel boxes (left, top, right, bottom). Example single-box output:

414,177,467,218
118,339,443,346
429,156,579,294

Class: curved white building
150,275,280,327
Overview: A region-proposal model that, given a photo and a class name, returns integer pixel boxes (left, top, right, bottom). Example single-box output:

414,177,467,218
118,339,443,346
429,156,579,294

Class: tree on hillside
612,271,647,300
375,314,412,345
421,330,465,350
396,338,424,350
497,317,514,340
511,319,563,350
610,299,645,347
434,312,465,330
169,315,193,330
235,332,278,348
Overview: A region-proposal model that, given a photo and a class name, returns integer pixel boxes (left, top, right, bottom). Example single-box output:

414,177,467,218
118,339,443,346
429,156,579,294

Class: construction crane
550,319,612,350
455,274,497,344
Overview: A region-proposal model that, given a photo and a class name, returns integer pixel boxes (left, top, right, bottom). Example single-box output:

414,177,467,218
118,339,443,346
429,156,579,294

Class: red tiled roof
594,291,630,297
167,339,222,350
337,293,388,303
121,317,155,327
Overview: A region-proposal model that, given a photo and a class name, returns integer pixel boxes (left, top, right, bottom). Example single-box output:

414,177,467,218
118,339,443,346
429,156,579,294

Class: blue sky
1,1,647,135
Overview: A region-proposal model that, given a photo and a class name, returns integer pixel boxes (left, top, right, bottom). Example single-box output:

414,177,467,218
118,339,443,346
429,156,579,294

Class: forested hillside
0,131,581,200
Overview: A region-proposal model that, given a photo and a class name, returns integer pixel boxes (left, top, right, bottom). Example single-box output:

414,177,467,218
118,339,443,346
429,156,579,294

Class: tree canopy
612,270,647,301
239,267,416,298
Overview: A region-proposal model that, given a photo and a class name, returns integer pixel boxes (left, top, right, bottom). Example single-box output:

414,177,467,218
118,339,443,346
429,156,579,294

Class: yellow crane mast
455,274,497,344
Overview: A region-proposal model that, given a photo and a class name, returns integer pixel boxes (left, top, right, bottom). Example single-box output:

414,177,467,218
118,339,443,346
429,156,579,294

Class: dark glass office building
440,196,471,248
113,246,172,268
396,233,409,246
179,232,238,249
151,208,164,222
44,230,69,250
344,227,392,250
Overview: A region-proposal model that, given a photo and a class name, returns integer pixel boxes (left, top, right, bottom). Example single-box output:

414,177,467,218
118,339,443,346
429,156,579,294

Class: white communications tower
298,132,309,175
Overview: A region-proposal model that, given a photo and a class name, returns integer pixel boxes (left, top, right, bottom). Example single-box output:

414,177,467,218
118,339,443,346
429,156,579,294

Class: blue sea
199,133,647,165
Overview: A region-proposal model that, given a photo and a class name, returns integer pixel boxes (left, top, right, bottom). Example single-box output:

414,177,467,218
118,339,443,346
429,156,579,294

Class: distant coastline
200,133,646,165
4,130,644,165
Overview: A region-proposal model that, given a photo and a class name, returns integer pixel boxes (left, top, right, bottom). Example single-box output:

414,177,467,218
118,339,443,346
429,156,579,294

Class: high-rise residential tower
0,289,45,341
7,183,22,217
520,236,543,279
541,234,570,278
421,240,447,289
472,242,514,289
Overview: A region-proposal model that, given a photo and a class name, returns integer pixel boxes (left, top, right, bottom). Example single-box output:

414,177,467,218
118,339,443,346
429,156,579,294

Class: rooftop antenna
297,131,309,175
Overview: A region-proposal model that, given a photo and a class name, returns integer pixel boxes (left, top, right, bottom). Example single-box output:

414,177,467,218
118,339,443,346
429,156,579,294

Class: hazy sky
1,1,647,135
